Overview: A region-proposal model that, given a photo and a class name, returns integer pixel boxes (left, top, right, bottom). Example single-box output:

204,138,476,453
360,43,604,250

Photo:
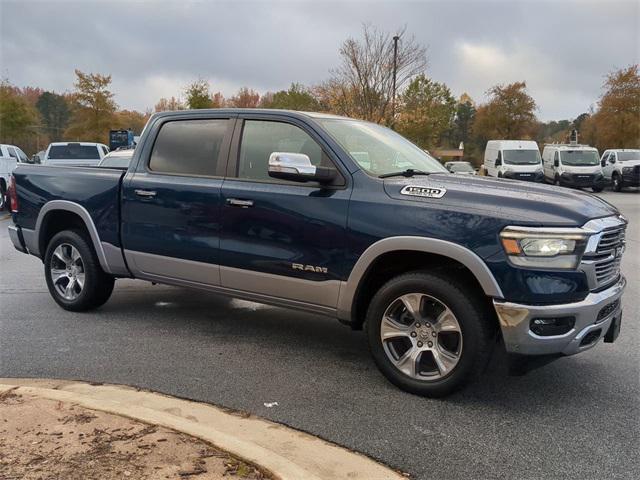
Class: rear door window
149,119,228,176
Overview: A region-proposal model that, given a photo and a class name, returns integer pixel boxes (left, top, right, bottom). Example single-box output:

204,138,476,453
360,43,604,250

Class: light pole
392,35,400,128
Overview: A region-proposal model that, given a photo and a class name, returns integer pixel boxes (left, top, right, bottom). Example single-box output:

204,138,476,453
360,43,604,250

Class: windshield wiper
379,169,432,178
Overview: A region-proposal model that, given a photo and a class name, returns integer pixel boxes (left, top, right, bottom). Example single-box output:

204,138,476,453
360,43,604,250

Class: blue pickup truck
6,109,627,396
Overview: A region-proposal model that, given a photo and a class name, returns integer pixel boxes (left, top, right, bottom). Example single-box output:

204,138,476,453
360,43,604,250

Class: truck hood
383,173,618,226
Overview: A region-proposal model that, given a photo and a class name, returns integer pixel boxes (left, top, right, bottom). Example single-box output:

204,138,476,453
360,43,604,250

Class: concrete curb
0,379,405,480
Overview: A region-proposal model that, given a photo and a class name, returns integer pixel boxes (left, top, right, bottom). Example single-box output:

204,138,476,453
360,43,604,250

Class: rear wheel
612,173,622,192
0,181,6,211
44,230,114,311
366,271,494,397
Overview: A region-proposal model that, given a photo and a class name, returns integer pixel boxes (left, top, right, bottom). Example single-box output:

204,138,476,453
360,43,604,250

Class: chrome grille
589,226,626,288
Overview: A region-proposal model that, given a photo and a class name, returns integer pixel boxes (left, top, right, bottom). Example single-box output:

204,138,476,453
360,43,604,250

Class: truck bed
11,164,126,248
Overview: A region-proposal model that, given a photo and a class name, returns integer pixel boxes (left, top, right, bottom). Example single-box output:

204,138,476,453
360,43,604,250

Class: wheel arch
337,237,504,328
35,200,112,273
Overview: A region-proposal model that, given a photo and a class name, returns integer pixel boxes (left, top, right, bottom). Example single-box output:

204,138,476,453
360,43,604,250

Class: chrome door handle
135,189,157,198
226,198,254,208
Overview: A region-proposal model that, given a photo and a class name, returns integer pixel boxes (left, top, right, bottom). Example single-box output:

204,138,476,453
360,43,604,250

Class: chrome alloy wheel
380,293,463,380
50,243,85,301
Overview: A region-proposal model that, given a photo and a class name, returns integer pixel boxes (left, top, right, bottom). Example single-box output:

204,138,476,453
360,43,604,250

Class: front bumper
559,172,605,188
622,172,640,187
494,275,625,356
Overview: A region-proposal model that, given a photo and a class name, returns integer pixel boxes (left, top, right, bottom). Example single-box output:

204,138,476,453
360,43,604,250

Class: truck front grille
590,226,626,289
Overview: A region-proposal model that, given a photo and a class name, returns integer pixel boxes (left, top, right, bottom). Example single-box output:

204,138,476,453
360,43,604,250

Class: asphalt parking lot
1,190,638,480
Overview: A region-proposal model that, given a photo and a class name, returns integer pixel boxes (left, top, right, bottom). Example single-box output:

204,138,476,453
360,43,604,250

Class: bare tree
330,24,427,124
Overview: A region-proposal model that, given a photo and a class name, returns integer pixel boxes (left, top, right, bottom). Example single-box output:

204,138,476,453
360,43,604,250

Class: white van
542,144,604,192
483,140,543,182
43,142,108,167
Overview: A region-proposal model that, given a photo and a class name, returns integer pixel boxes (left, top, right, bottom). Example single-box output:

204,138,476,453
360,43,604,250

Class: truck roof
543,144,598,151
150,108,350,122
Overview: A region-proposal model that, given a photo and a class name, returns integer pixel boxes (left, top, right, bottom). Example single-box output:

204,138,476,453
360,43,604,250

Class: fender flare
33,200,113,274
336,236,504,321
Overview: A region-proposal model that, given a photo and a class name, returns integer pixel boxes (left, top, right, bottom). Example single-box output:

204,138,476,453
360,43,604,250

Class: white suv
600,149,640,191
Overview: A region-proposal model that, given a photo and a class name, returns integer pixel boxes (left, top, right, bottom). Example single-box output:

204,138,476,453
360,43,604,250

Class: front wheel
0,182,6,211
44,230,115,311
366,272,494,397
592,185,604,193
612,174,622,192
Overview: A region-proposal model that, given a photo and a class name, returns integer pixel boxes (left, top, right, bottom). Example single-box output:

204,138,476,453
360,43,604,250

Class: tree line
1,24,638,164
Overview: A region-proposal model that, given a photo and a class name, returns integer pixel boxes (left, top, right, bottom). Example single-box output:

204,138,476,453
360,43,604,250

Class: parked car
98,148,134,168
600,149,640,191
32,150,46,164
43,142,109,167
444,161,476,175
7,109,627,397
542,144,604,192
0,144,29,210
483,140,543,182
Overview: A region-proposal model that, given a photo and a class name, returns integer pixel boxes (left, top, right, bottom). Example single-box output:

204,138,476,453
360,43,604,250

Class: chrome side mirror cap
268,152,336,183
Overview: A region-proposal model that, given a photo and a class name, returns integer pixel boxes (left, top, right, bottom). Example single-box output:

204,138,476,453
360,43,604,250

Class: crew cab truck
542,143,605,192
600,149,640,191
7,110,627,397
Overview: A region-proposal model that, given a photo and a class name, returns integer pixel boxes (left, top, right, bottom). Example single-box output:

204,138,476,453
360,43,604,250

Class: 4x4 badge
400,185,447,199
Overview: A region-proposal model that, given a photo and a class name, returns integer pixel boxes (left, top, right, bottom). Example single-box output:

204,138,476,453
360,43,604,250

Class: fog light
530,316,575,336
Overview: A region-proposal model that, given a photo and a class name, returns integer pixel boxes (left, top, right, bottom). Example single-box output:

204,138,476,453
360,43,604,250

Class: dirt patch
0,392,269,479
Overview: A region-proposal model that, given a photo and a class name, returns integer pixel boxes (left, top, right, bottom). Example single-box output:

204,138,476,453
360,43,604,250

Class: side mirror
554,158,559,167
601,159,606,167
268,152,336,184
495,157,502,166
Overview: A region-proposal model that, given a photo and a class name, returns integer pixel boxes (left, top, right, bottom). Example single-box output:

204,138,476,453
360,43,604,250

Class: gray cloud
1,0,638,120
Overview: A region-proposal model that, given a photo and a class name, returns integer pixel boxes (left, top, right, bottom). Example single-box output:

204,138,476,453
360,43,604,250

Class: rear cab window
48,144,100,160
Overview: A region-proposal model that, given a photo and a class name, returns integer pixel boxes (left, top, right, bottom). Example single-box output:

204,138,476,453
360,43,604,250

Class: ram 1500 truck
6,109,627,397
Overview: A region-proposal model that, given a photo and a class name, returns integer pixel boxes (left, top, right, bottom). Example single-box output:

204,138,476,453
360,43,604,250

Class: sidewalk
0,379,406,480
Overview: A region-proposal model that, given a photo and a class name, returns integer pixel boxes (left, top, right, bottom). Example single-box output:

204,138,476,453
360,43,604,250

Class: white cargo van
542,144,604,192
483,140,543,182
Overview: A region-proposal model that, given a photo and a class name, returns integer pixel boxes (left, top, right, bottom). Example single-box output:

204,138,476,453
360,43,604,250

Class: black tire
44,230,115,311
592,185,604,193
365,271,494,397
554,175,561,187
612,173,622,192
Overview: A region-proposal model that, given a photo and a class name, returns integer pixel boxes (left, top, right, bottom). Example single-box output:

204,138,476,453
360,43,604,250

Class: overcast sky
1,0,638,120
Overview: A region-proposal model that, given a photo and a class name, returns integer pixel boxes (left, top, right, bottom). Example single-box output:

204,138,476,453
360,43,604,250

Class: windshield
503,149,541,165
617,151,640,161
48,145,100,160
100,155,132,168
560,150,599,166
449,163,474,172
317,118,447,176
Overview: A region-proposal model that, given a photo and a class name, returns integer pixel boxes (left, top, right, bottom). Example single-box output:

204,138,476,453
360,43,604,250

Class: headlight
622,166,633,174
500,227,588,269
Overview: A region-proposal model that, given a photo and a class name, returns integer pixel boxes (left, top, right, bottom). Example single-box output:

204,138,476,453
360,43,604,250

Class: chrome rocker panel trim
494,276,625,356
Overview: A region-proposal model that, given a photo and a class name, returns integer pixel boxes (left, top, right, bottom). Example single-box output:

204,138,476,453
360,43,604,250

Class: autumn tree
114,110,149,134
472,81,537,143
36,91,70,141
262,83,319,111
580,65,639,150
395,75,455,149
0,79,39,146
184,79,212,109
211,91,226,108
154,96,185,112
451,93,476,148
65,70,116,143
329,24,427,124
228,87,260,108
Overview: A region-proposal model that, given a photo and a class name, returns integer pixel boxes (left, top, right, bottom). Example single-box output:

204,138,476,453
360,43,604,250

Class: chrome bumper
494,276,626,356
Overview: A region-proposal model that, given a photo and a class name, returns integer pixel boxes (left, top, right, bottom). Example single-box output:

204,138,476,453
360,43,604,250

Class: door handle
226,198,254,208
135,189,157,198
